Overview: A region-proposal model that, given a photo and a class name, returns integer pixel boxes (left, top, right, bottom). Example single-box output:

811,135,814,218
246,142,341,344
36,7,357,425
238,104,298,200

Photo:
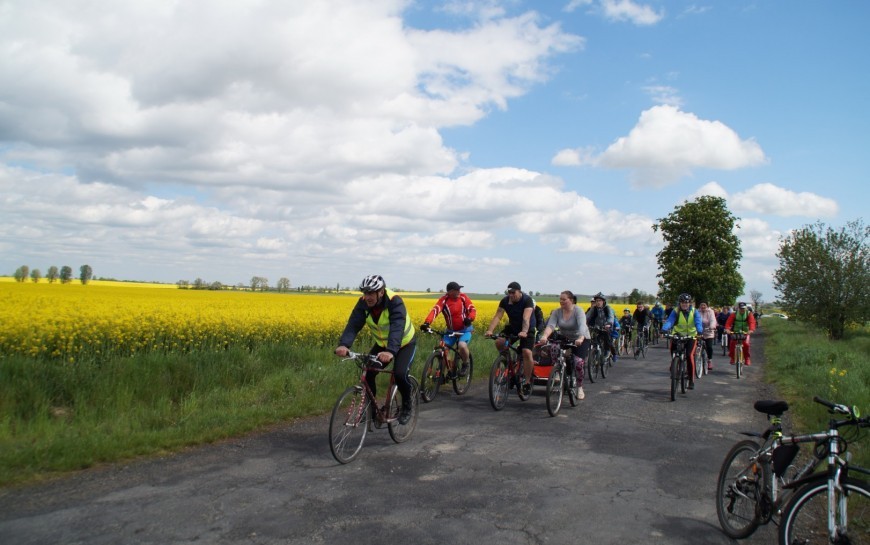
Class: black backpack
534,305,544,331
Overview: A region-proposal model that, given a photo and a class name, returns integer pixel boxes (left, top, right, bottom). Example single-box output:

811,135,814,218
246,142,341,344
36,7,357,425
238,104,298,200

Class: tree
277,278,291,292
60,266,73,283
13,265,29,282
47,266,59,283
80,264,93,285
773,219,869,340
653,196,744,306
30,268,42,283
749,289,763,311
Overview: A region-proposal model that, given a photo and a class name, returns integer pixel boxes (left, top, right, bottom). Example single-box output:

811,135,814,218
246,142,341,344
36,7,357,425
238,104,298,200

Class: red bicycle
419,328,473,402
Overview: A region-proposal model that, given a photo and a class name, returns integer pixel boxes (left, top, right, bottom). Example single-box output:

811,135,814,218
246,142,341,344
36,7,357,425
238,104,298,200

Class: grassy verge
0,335,502,487
761,318,870,467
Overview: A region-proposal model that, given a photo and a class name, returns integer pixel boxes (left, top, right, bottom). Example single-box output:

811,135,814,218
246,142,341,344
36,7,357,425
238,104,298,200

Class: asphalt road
0,332,780,545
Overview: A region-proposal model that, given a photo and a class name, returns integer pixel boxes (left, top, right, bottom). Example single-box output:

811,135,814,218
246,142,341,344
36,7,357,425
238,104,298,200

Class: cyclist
724,301,757,366
484,281,537,397
538,290,591,399
661,293,703,389
619,309,633,352
335,275,417,424
697,301,717,371
632,301,651,355
715,305,730,347
586,292,618,362
651,301,665,332
421,281,476,377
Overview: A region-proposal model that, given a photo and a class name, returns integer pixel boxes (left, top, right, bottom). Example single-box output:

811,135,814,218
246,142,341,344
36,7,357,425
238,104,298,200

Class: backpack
534,305,544,331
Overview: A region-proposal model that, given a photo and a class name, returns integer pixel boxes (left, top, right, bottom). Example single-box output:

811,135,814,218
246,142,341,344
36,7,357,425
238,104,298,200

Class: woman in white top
697,301,718,371
539,290,591,399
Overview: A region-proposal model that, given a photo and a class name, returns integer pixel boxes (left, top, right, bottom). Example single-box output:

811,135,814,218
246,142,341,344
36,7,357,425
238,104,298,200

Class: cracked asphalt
0,332,780,544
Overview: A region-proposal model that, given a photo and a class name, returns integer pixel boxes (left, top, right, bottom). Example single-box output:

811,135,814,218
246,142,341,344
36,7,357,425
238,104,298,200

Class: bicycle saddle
754,400,789,416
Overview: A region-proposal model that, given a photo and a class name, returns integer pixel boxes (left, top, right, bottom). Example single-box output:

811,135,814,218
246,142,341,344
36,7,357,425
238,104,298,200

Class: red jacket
425,293,476,331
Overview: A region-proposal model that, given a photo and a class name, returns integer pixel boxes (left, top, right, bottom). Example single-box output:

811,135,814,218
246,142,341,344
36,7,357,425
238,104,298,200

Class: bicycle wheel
419,351,443,403
600,354,608,379
695,347,704,379
452,353,473,395
488,354,510,411
388,376,419,443
778,477,870,545
722,336,728,356
328,385,371,464
545,364,564,417
587,350,598,383
715,439,762,539
736,346,743,379
701,349,709,376
641,336,647,358
680,357,688,394
669,357,678,402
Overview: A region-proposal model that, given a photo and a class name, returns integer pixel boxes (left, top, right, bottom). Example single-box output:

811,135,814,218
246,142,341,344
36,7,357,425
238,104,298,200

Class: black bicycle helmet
678,293,692,303
593,292,606,302
358,274,386,293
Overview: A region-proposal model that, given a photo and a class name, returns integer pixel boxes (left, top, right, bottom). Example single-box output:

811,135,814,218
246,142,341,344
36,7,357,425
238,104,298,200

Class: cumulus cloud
730,183,839,218
564,0,664,25
553,105,768,186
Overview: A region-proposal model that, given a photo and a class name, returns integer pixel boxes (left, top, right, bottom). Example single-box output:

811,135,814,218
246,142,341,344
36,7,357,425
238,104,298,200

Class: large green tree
773,219,868,339
653,195,744,306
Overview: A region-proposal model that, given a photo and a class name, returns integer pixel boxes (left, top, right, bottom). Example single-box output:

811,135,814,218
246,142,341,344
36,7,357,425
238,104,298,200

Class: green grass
761,318,870,467
0,335,502,487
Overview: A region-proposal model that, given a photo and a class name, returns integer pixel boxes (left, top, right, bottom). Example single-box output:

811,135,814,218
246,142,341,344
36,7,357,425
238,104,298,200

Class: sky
1,0,867,301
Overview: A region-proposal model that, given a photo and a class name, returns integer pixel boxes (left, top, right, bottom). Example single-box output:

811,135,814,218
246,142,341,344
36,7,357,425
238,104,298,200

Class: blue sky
0,0,866,302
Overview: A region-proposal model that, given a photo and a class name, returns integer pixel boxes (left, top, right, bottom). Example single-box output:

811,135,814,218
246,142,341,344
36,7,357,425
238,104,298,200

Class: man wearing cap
421,282,477,376
484,282,537,396
724,302,757,365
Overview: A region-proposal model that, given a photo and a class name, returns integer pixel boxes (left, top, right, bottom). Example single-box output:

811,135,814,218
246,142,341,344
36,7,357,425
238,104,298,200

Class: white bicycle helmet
358,274,386,293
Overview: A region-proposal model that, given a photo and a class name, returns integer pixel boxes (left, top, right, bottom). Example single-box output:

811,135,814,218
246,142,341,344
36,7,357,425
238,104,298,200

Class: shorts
443,328,472,348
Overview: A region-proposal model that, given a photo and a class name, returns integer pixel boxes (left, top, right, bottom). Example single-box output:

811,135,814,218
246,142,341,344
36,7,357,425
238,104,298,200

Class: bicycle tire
736,346,743,380
420,351,443,403
388,376,419,443
715,439,762,539
695,347,704,379
701,349,709,376
488,354,510,411
587,350,598,383
452,353,473,395
328,385,371,464
669,356,678,401
680,356,688,394
600,354,608,379
545,364,564,417
778,476,870,545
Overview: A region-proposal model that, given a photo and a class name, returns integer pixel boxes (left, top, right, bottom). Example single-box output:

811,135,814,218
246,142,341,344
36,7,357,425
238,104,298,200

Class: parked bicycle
715,396,868,544
419,328,473,402
328,351,420,464
586,327,610,383
487,333,531,410
664,333,695,401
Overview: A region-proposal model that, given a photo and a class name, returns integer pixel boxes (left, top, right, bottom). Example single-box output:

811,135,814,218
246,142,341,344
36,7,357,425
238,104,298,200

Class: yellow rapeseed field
0,282,546,363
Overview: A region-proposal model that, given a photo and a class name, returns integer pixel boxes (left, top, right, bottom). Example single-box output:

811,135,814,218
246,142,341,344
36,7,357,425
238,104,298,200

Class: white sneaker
577,387,585,400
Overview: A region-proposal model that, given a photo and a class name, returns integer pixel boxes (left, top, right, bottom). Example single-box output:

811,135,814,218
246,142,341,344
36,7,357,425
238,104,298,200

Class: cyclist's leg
392,340,417,411
687,339,696,384
704,338,714,369
366,345,381,397
728,338,736,364
519,335,535,391
743,336,751,365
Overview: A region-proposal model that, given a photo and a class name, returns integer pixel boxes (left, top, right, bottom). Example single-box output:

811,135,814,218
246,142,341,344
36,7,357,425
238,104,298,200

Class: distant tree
749,289,763,311
176,280,190,289
426,287,431,293
30,268,42,283
13,265,29,282
653,195,744,305
628,288,642,303
79,264,93,285
46,266,59,283
59,266,73,283
277,277,291,292
208,281,223,290
193,278,206,290
774,219,869,340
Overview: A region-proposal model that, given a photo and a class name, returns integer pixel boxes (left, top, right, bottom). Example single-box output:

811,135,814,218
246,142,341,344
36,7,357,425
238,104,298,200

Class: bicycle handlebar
424,328,465,338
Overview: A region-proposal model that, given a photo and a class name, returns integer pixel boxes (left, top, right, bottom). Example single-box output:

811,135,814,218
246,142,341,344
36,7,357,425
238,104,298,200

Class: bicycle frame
487,333,527,410
420,329,472,402
347,353,401,424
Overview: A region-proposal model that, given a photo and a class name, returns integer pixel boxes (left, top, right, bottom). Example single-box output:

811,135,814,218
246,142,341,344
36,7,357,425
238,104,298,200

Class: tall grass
762,318,870,467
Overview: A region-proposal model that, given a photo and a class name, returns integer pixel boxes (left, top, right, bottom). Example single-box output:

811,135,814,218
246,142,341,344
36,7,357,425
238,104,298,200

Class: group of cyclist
335,274,757,423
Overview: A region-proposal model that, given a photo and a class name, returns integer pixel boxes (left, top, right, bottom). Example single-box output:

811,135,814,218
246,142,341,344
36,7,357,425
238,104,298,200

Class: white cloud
600,0,664,25
643,85,684,107
731,183,839,218
555,105,768,187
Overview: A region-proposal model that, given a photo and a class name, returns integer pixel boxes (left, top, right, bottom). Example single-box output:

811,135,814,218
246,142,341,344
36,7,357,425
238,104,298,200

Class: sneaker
398,404,413,425
688,381,695,390
745,359,751,366
729,360,735,365
522,382,532,396
708,363,713,371
612,355,618,363
577,387,585,400
459,361,470,377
